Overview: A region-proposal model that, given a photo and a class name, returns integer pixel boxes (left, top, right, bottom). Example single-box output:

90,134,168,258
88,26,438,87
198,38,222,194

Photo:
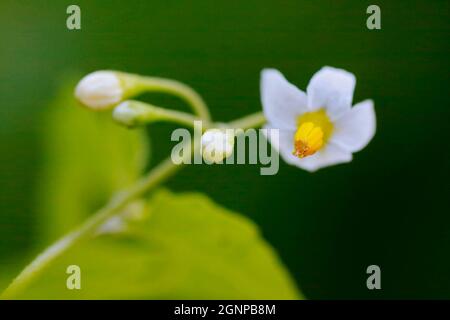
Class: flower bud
113,100,158,127
201,129,235,164
75,71,124,110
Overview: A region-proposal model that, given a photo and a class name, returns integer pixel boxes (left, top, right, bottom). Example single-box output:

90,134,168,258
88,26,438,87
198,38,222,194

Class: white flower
75,71,123,110
261,67,376,172
201,129,235,164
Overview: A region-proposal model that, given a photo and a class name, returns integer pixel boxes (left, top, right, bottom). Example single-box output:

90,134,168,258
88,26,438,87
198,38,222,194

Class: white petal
306,143,353,172
265,125,352,172
262,124,285,154
330,100,376,152
285,143,353,172
306,66,356,120
261,69,308,130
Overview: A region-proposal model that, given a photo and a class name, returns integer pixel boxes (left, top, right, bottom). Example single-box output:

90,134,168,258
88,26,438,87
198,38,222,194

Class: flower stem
144,106,202,128
125,75,211,122
113,100,203,129
1,112,266,299
228,111,266,129
1,157,181,299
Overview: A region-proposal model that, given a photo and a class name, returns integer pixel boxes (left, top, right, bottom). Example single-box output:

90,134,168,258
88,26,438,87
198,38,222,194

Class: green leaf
36,78,149,244
16,189,302,299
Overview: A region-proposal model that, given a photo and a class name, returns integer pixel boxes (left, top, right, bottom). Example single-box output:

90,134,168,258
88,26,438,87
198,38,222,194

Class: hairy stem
113,100,203,129
1,158,181,299
126,75,211,122
1,111,266,299
228,111,266,129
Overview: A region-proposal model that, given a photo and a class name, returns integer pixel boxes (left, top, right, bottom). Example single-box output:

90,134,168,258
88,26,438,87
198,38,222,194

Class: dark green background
0,0,449,298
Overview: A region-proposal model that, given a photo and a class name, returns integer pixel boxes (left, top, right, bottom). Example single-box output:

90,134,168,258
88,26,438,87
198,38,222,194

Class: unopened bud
201,129,235,164
75,71,124,110
112,100,159,127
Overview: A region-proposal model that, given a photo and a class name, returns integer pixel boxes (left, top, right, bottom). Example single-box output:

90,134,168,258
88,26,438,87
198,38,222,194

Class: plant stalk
1,111,266,299
1,157,181,299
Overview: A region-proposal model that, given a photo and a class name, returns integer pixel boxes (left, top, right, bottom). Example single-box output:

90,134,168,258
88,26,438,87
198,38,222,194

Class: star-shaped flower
261,67,376,172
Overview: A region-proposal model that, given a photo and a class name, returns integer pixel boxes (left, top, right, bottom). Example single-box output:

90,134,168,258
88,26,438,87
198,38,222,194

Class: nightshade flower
201,129,235,164
261,67,376,172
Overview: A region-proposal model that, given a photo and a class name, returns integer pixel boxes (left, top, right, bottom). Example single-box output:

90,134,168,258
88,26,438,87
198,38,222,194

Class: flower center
293,109,333,158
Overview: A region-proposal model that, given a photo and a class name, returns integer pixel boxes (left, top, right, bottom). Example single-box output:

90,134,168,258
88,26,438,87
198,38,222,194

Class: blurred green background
0,0,449,299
